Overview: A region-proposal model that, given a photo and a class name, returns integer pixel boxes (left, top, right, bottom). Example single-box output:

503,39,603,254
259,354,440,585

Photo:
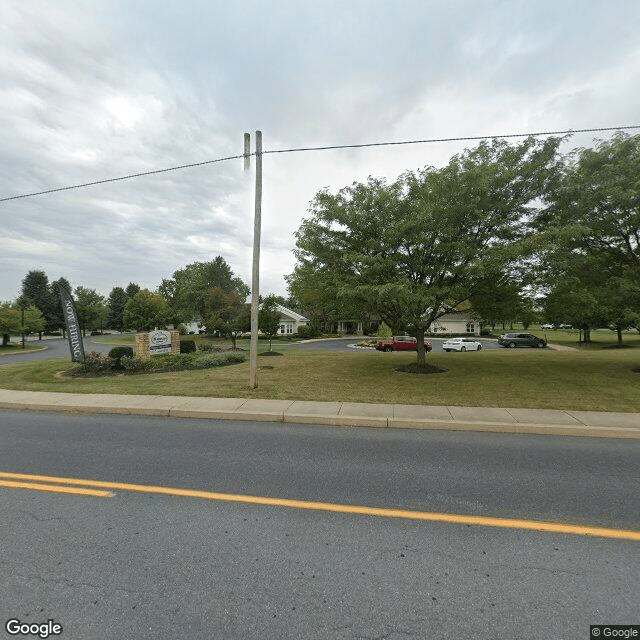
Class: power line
0,153,246,203
263,125,640,155
1,125,639,203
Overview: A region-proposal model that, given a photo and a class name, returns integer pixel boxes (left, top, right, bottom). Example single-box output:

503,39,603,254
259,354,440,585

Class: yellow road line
0,471,638,541
0,479,114,498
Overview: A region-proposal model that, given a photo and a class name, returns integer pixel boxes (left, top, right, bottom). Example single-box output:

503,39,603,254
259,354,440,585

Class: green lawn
0,344,44,356
1,348,639,413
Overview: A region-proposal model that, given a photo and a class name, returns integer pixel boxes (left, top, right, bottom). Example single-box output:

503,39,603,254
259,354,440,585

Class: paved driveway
290,337,500,353
0,336,117,364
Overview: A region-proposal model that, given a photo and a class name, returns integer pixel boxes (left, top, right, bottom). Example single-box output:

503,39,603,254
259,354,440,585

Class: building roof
274,304,309,322
432,312,477,322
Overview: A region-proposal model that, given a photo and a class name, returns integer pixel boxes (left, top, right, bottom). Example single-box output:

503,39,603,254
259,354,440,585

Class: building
273,304,309,335
428,312,480,335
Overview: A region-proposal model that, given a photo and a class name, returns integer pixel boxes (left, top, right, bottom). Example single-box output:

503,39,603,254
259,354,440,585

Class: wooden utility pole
249,130,262,388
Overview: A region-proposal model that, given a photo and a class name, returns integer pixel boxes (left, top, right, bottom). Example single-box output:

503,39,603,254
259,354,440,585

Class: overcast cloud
1,0,639,302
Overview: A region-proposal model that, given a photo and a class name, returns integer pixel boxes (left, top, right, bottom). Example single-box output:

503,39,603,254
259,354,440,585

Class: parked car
497,333,547,348
376,336,433,352
442,337,482,352
541,323,555,330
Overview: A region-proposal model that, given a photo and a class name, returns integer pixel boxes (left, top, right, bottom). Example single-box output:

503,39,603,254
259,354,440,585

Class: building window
280,323,293,334
466,322,475,333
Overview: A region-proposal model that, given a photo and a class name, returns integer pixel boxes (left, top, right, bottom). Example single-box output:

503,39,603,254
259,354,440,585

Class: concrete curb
0,390,639,439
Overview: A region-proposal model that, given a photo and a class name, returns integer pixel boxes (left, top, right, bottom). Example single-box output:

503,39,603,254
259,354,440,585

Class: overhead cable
1,125,639,202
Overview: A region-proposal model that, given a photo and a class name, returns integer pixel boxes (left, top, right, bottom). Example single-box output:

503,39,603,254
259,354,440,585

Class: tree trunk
2,333,9,346
416,327,426,368
616,324,623,346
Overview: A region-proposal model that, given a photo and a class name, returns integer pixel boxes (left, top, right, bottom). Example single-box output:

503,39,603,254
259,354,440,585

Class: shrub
120,356,156,372
225,352,246,364
192,352,246,368
75,352,115,374
198,342,225,353
150,353,192,369
180,339,196,353
376,322,393,338
296,325,321,339
108,346,134,368
191,353,226,368
177,323,188,335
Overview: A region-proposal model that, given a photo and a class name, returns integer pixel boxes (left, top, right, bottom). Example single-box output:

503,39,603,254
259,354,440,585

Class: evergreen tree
107,287,129,332
21,270,55,337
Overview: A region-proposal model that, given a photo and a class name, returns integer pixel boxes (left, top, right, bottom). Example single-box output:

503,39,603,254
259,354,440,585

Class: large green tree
469,269,538,331
123,290,171,332
202,288,249,349
537,132,640,342
107,286,129,332
125,282,141,299
159,256,250,324
290,137,561,367
49,277,73,336
74,287,108,336
0,304,21,346
21,270,56,337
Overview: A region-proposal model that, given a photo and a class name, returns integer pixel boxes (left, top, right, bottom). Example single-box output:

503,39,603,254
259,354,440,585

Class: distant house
428,312,479,335
273,304,309,335
175,321,205,334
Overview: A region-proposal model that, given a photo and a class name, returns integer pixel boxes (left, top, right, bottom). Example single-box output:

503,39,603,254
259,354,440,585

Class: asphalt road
276,337,501,353
0,410,638,639
0,336,115,363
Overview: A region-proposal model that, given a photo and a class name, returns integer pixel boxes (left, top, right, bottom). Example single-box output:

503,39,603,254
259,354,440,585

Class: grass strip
0,348,639,413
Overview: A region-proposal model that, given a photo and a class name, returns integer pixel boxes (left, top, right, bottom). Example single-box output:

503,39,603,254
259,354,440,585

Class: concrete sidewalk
0,389,638,439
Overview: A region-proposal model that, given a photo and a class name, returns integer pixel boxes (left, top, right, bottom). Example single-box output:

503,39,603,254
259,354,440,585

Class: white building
273,304,309,335
428,312,480,335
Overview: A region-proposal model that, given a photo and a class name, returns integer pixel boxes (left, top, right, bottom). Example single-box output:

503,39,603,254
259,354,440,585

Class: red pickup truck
376,336,433,352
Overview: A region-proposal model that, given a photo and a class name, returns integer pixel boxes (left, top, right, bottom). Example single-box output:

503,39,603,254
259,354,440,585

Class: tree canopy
107,286,129,332
74,287,108,335
289,137,561,365
159,256,250,324
21,270,56,336
123,289,170,332
537,132,640,342
259,296,281,350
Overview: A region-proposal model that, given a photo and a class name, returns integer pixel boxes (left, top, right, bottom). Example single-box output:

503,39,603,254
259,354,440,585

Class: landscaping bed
61,350,246,378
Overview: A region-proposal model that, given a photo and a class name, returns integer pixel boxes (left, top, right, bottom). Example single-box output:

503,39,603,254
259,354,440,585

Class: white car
442,337,482,352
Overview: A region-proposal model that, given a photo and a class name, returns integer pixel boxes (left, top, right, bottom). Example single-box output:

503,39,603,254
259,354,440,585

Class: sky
1,0,639,303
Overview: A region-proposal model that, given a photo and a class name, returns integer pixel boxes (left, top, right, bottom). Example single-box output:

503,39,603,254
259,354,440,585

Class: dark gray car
497,333,547,348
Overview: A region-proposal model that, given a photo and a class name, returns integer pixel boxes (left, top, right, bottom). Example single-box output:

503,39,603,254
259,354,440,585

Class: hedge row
67,350,246,376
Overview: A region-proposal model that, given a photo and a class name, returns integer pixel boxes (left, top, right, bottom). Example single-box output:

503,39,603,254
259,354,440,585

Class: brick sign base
135,331,180,360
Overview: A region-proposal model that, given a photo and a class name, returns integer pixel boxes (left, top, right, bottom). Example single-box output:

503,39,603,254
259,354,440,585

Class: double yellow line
1,471,639,541
0,472,114,497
